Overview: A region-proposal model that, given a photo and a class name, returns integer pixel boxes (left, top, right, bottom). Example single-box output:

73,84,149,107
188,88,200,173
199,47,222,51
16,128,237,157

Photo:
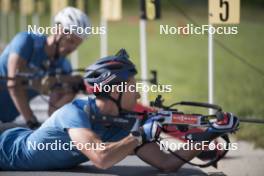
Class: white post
20,15,27,31
0,12,5,47
0,13,2,46
8,11,16,41
0,13,8,45
100,18,108,57
139,19,148,105
0,13,3,43
208,25,214,114
32,13,40,28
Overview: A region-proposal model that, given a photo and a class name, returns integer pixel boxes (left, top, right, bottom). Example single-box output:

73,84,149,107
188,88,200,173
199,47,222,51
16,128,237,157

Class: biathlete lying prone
0,49,239,172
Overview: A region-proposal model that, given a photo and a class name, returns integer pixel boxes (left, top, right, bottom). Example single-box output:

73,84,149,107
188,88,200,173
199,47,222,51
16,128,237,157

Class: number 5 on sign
209,0,240,24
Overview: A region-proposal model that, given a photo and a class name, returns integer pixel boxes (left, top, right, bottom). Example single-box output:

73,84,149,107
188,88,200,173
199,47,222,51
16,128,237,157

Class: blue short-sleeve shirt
0,97,129,170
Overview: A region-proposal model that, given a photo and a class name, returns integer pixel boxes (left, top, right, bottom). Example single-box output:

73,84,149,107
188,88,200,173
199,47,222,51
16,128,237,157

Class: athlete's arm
135,142,201,172
48,74,82,115
7,53,35,122
132,116,201,172
48,91,75,116
68,128,139,169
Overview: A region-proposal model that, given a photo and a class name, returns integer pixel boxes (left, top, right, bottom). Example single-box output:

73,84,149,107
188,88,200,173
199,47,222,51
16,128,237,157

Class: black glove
26,115,41,130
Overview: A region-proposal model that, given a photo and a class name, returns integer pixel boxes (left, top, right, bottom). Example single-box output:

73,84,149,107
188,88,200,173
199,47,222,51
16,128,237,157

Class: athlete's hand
26,115,41,130
139,115,163,142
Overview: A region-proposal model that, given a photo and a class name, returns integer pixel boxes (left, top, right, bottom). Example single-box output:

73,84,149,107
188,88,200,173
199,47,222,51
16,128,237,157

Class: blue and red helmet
83,49,137,95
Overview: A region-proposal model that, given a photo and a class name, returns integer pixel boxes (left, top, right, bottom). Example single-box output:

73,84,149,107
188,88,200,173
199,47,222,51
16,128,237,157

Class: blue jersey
0,32,72,122
0,97,129,170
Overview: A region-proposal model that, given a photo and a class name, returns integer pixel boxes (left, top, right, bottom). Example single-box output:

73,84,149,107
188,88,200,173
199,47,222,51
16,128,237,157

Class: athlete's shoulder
71,98,89,111
11,32,34,44
55,98,88,117
7,32,36,60
14,31,47,42
49,98,91,129
29,32,47,41
50,97,92,119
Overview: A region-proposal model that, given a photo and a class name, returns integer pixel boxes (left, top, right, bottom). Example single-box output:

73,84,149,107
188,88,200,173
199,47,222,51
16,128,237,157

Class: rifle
0,67,86,95
0,67,158,94
1,68,261,167
92,95,263,168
